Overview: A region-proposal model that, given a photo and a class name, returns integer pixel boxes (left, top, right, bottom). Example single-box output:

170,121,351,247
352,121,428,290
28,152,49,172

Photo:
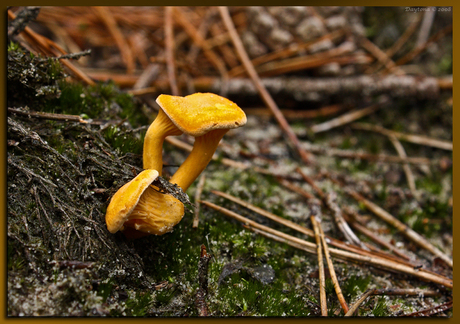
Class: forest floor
7,6,453,317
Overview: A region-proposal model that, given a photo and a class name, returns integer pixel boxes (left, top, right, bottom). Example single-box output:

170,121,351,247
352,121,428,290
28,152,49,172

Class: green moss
371,296,389,316
123,291,153,317
342,275,371,300
102,125,145,155
211,274,311,316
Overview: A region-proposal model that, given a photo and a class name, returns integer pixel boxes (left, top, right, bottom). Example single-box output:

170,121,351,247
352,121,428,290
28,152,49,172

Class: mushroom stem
169,129,229,191
143,109,183,173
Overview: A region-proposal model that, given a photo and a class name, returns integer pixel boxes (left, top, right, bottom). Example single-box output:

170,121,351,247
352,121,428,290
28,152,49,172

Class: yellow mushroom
105,169,184,237
156,92,247,191
143,109,183,174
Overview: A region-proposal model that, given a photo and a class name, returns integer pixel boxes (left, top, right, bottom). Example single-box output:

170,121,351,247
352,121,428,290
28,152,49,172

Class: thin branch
8,6,41,37
218,6,313,165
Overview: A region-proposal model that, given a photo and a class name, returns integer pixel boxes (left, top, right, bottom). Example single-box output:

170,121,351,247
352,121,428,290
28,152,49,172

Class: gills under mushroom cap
105,169,184,236
156,92,247,137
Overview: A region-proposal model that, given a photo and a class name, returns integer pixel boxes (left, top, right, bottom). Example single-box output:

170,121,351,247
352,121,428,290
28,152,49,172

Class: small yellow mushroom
156,92,247,191
105,169,184,237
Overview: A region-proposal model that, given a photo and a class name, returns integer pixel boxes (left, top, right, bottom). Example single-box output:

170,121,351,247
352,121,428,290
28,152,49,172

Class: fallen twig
358,35,404,75
244,104,346,120
365,13,422,74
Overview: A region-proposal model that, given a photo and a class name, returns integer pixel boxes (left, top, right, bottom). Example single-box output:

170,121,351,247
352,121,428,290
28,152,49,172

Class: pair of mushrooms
105,93,247,238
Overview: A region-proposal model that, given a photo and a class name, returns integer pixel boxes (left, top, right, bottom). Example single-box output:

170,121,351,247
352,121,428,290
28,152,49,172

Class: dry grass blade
351,122,452,151
311,102,383,134
93,6,135,74
344,289,375,316
317,222,349,314
295,168,366,249
346,189,453,268
388,135,418,197
324,192,367,250
165,6,179,96
344,216,411,261
218,6,313,165
310,214,327,316
358,35,404,75
228,29,346,78
276,178,315,200
211,189,313,237
173,7,229,95
394,24,452,68
211,190,423,268
366,13,422,74
200,200,453,288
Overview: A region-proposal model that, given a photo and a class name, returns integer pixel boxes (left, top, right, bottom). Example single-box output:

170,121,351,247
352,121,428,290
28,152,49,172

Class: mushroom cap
106,169,159,233
156,92,247,137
